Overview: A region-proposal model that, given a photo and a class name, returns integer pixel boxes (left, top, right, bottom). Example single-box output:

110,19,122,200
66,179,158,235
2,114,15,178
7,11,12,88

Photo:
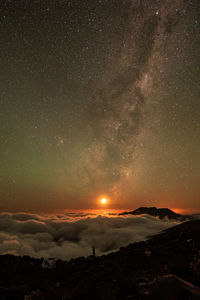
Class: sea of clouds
0,211,181,261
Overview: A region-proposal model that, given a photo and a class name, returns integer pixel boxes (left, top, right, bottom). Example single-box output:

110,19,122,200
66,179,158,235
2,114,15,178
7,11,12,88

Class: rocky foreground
0,219,200,299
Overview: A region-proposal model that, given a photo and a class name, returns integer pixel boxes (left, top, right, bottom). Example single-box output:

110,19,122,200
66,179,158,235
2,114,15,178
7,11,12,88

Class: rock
24,295,31,300
146,274,200,299
145,250,151,257
42,257,56,269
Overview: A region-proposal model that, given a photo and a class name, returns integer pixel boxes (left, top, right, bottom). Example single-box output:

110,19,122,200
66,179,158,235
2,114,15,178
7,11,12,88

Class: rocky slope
0,220,200,299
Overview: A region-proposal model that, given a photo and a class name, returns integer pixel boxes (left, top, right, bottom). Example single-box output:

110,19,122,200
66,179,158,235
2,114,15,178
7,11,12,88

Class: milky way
0,0,200,211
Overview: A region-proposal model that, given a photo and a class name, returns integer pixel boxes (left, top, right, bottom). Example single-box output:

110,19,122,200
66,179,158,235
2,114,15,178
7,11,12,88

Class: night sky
0,0,200,212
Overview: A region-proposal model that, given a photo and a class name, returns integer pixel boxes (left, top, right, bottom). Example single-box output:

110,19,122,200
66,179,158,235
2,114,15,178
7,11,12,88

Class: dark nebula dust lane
0,0,199,211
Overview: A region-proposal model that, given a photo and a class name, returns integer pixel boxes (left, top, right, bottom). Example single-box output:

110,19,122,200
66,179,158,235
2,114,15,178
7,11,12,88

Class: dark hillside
0,220,200,299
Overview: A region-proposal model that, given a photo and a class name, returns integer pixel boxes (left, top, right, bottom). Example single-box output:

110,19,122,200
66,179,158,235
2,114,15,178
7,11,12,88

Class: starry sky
0,0,200,212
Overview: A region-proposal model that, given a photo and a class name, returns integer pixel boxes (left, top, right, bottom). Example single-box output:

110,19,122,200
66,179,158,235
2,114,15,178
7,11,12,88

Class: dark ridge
119,206,185,220
0,219,200,299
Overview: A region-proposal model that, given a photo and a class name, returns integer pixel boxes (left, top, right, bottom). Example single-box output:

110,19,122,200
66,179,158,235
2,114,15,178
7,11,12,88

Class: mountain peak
119,206,182,219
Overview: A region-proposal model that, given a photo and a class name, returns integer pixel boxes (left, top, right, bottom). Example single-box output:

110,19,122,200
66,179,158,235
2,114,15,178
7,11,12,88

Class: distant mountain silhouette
119,206,182,219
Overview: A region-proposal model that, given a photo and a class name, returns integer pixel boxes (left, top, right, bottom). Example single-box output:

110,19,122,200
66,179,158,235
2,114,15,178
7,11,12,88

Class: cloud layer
0,211,181,261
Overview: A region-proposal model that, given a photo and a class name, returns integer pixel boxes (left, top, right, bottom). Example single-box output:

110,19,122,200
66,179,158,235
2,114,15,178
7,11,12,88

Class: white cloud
0,212,180,260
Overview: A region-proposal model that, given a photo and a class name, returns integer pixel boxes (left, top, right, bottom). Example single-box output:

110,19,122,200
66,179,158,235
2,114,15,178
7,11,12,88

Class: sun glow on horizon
100,197,108,205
